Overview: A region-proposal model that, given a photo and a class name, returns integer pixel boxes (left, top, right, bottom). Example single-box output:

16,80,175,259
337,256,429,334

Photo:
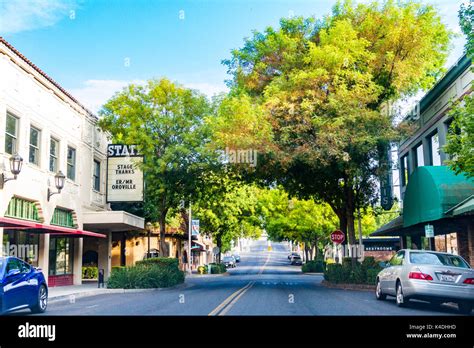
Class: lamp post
0,153,23,189
47,171,65,201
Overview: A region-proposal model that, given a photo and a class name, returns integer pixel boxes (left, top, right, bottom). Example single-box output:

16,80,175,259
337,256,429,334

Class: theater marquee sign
106,144,144,202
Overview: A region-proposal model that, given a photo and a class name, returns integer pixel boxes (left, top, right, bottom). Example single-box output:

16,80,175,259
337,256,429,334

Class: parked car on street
375,250,474,314
232,254,241,263
222,256,237,268
288,252,300,260
0,256,48,315
143,248,160,259
290,255,303,265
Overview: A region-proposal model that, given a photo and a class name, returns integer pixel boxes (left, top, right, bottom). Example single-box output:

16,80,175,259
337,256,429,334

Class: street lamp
47,171,66,201
0,154,23,189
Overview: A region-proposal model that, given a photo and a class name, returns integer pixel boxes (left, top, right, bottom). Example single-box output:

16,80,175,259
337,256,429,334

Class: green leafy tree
194,171,262,260
219,0,451,262
98,78,215,256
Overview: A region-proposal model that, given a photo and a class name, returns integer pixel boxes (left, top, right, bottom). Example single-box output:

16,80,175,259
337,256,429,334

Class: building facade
374,54,474,266
0,38,144,286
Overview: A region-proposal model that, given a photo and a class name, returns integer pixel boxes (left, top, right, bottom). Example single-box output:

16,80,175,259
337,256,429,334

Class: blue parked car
0,256,48,314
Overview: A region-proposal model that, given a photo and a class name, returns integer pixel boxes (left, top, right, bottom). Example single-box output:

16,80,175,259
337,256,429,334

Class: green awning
403,166,474,227
445,195,474,216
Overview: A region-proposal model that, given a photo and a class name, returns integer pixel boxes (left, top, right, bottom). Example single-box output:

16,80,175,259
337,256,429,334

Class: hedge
136,257,179,268
301,260,325,273
107,258,184,289
209,263,226,274
324,257,382,285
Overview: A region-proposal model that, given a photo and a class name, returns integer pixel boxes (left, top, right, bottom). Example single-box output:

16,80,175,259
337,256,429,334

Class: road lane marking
258,253,271,275
208,282,254,316
218,281,255,316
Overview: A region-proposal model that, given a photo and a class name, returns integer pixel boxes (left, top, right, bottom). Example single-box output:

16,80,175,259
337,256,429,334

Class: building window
5,197,41,222
49,138,59,172
49,237,74,276
401,154,409,187
67,146,76,181
93,160,101,191
51,208,76,228
5,113,19,155
29,126,41,166
415,143,424,167
430,132,441,166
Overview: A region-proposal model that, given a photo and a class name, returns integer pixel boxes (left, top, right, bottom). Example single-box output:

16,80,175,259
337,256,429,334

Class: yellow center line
208,249,271,316
218,281,255,316
208,281,253,316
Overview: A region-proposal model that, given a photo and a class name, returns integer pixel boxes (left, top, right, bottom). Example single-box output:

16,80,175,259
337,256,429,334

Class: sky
0,0,467,113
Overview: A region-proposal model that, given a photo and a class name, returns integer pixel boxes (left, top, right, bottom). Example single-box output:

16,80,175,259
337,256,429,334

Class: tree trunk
345,185,357,268
159,214,168,257
216,234,222,263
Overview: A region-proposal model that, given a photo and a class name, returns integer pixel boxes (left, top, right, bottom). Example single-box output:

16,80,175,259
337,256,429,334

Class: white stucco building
0,37,144,286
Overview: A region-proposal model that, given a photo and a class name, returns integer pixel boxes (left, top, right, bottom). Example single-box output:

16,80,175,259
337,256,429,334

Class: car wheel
30,285,48,314
396,281,407,307
375,279,386,301
457,301,473,315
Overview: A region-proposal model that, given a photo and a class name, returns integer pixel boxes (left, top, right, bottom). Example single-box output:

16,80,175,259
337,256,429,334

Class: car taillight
409,272,433,281
463,278,474,285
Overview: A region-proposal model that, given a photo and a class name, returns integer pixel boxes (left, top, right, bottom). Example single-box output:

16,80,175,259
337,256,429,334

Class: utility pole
188,200,192,274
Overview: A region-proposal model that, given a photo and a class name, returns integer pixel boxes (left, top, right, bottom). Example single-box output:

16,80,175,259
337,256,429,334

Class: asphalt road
33,238,468,316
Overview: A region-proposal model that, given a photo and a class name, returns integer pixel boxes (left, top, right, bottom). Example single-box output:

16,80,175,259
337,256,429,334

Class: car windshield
293,256,301,259
410,252,470,268
223,257,233,261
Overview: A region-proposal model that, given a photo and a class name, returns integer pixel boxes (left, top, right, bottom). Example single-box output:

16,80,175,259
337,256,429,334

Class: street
32,238,467,316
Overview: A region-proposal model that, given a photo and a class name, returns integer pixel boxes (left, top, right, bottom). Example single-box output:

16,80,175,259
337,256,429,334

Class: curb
186,272,230,278
49,283,188,303
302,272,324,275
321,280,375,291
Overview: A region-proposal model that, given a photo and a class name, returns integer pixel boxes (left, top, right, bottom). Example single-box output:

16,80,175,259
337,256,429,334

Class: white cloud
0,0,78,34
69,79,142,114
69,79,228,114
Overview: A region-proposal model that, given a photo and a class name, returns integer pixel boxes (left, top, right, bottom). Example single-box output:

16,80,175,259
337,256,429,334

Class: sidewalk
47,281,164,302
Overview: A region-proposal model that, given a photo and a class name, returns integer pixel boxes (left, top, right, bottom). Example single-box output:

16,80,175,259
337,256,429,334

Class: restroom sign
107,144,144,202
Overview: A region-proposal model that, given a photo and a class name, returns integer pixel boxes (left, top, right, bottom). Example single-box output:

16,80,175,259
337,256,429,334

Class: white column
38,233,50,285
73,237,83,285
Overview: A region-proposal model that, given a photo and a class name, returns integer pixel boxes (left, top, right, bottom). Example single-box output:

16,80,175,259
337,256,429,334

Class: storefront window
2,230,39,266
430,132,441,166
49,237,74,275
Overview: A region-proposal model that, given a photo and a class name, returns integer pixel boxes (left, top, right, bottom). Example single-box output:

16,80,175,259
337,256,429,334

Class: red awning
0,217,106,238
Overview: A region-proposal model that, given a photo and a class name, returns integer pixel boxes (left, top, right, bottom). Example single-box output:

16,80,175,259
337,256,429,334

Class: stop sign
330,230,345,244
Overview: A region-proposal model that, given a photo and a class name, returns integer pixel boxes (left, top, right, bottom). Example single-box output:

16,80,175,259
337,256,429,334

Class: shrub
209,263,226,274
82,266,98,279
107,258,184,289
302,260,325,273
350,264,366,284
324,264,345,283
197,265,208,274
136,257,179,268
361,256,378,270
366,269,380,285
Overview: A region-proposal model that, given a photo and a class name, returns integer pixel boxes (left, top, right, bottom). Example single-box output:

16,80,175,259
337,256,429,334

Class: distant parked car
288,252,299,260
0,256,48,314
143,248,160,259
232,254,241,263
375,250,474,314
290,255,303,265
222,256,237,268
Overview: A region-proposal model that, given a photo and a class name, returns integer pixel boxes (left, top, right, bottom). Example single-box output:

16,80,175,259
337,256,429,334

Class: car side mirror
6,268,21,278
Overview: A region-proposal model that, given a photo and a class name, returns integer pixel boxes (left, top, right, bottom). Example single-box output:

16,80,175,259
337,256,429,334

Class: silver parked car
375,249,474,314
